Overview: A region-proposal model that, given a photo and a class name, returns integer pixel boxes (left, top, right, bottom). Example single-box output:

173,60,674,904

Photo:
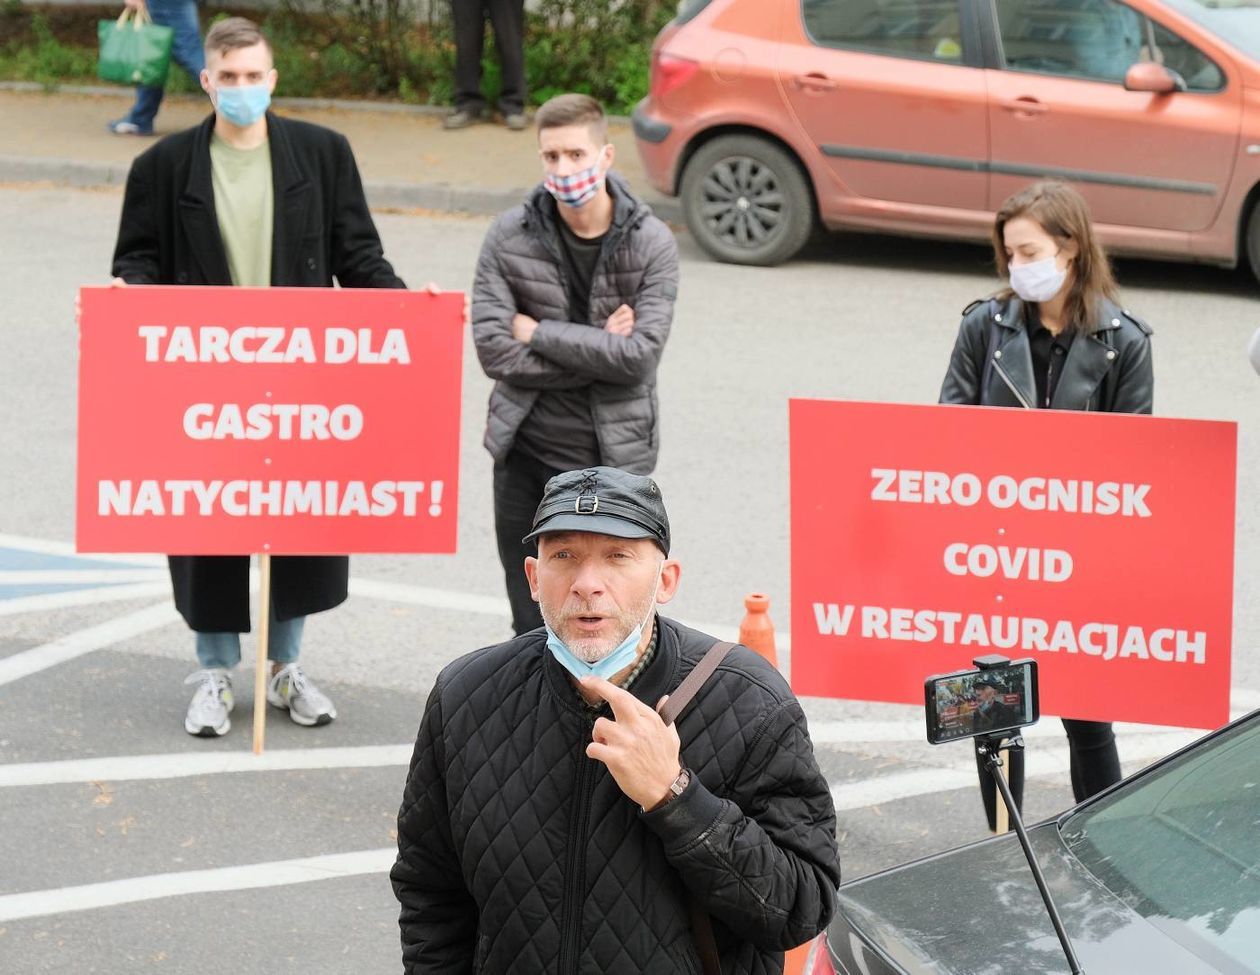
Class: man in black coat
110,17,406,737
391,467,841,974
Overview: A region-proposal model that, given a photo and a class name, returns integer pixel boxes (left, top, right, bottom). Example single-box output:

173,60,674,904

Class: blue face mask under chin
214,83,271,127
544,575,660,682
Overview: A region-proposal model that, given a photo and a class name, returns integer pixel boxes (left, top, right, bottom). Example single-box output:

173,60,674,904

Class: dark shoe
504,112,528,131
443,109,479,130
107,119,154,136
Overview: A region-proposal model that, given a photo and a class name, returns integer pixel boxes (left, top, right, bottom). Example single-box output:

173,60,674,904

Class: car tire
680,134,815,266
1247,201,1260,284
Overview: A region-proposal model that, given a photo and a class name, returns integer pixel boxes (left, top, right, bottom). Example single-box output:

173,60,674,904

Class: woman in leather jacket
939,180,1154,830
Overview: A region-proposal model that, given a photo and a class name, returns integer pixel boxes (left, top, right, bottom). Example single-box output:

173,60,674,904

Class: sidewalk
0,85,681,222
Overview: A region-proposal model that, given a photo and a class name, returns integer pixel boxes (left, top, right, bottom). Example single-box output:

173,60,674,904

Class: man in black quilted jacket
391,467,841,974
470,93,679,638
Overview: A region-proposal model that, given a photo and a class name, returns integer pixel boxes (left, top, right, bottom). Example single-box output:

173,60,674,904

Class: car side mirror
1124,61,1188,94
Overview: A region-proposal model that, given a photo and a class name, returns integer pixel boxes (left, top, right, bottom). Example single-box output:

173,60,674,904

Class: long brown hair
992,181,1118,335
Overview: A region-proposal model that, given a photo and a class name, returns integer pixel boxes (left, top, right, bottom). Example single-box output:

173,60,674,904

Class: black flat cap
522,467,671,554
974,678,999,690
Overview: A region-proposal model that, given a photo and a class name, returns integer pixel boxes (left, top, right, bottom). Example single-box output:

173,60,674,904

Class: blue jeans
195,609,305,670
122,0,205,132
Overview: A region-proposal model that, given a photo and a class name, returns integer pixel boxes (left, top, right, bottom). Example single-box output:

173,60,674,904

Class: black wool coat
112,112,406,632
391,617,841,974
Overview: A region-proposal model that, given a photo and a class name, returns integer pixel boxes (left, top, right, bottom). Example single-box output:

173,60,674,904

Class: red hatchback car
633,0,1260,277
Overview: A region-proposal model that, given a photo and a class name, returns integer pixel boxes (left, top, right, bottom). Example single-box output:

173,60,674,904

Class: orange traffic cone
739,592,777,668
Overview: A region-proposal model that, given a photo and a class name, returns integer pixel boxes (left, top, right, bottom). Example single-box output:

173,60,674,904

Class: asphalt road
1,183,1257,973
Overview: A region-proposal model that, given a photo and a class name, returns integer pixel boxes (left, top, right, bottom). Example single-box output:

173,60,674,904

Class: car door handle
792,73,838,93
999,97,1049,117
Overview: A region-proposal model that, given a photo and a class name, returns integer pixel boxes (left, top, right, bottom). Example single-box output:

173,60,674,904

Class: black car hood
829,822,1225,975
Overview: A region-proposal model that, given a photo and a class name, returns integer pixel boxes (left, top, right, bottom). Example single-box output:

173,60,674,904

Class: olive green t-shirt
210,132,274,288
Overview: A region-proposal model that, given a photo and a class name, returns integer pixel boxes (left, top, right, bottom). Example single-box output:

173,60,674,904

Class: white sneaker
266,663,337,726
184,669,234,737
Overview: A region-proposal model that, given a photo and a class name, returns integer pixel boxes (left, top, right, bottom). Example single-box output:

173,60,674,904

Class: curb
0,154,683,223
0,81,637,125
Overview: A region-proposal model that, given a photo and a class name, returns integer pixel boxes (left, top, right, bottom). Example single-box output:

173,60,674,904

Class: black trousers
492,448,561,635
974,719,1121,831
451,0,527,115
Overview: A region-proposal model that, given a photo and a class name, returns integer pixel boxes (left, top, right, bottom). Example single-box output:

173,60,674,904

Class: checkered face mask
544,151,609,208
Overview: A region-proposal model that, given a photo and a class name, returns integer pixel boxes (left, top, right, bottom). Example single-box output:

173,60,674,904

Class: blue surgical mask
214,83,271,128
544,572,660,681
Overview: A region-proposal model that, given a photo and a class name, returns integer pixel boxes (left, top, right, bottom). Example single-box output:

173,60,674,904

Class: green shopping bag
98,8,173,88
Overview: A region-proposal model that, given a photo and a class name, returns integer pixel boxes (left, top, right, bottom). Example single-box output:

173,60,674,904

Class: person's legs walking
493,449,556,635
449,0,487,126
1062,719,1121,802
487,0,526,123
111,0,202,134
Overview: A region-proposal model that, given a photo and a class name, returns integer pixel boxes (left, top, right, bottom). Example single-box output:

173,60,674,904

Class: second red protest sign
789,399,1236,729
77,286,464,555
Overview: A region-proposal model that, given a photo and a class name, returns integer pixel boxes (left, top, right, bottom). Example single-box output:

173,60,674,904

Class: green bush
0,1,672,113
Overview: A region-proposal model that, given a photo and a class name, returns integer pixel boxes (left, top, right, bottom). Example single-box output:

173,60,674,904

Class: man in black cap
391,466,840,974
970,679,1019,735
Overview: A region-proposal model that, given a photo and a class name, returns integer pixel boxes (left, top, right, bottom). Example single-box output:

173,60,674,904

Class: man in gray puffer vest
471,93,680,635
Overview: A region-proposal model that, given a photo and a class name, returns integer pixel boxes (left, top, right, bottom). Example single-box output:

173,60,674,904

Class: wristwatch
645,768,690,813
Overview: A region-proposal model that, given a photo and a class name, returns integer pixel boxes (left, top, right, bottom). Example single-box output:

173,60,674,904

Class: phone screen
924,660,1039,744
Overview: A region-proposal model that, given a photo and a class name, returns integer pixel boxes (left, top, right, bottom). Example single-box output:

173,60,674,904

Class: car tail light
650,51,700,101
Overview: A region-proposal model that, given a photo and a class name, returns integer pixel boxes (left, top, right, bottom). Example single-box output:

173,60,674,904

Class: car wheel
1247,200,1260,284
680,134,815,266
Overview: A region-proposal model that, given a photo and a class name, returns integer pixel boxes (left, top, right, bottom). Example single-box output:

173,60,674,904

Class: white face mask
1009,255,1068,304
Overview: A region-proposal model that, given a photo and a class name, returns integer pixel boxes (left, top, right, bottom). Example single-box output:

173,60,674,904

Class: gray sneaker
267,663,337,726
504,112,528,131
184,669,234,737
442,108,479,130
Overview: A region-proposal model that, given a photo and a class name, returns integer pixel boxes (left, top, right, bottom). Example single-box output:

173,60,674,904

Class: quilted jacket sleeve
391,681,477,974
527,220,678,385
471,218,591,390
642,700,841,950
939,303,988,406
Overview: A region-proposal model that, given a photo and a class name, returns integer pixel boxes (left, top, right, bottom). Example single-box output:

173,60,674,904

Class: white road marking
348,575,746,645
0,581,171,618
0,569,165,584
830,730,1202,811
0,848,396,922
0,533,164,566
0,602,178,686
0,745,413,788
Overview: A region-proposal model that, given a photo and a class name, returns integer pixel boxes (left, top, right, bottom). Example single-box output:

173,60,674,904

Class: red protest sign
77,286,464,555
790,399,1236,730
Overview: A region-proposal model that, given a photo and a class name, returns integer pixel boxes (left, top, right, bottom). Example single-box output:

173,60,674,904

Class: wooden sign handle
252,552,272,755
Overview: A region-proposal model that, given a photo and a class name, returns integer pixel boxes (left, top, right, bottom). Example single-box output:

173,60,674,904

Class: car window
802,0,966,63
996,0,1223,91
1060,716,1260,974
675,0,714,25
1148,16,1224,91
1162,0,1260,63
